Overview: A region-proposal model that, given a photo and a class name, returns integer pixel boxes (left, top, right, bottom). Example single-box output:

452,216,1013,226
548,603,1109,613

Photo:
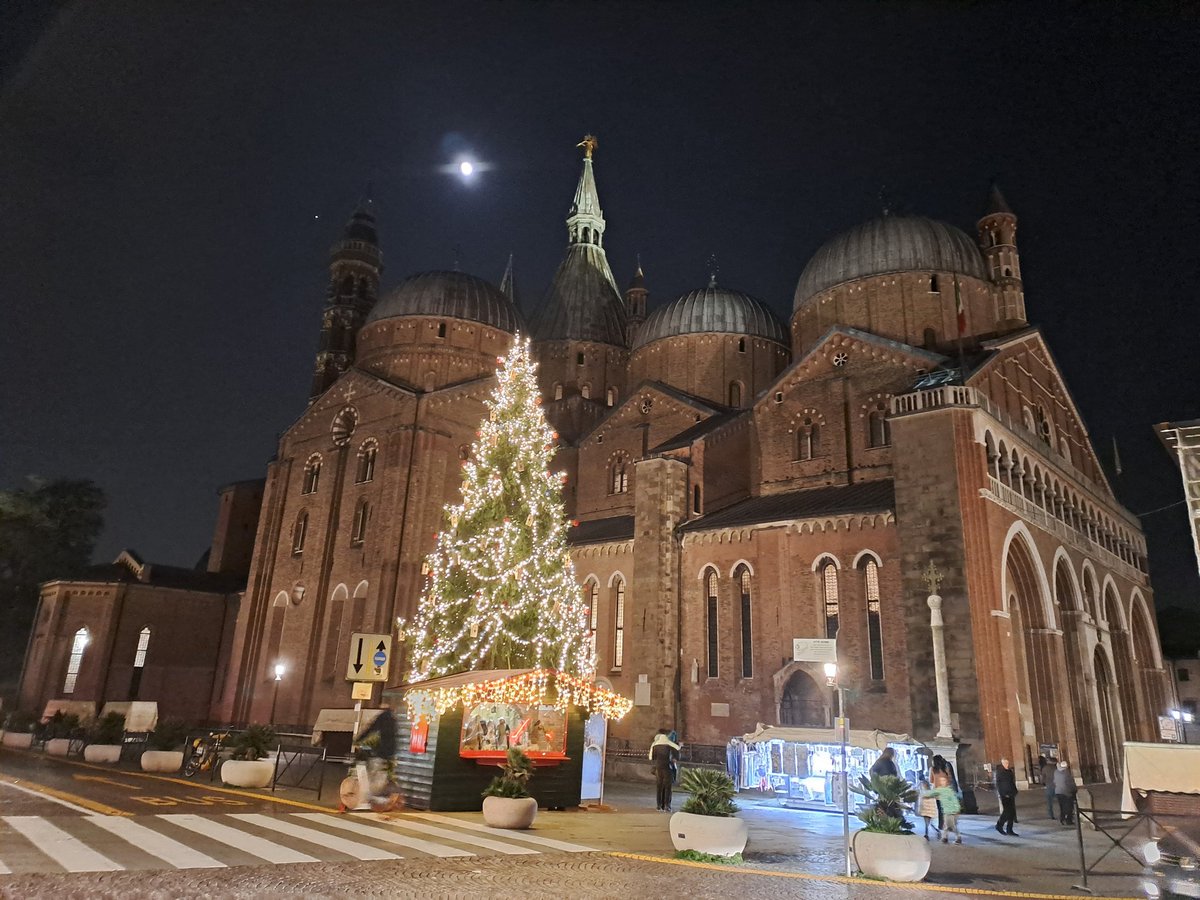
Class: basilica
22,139,1169,784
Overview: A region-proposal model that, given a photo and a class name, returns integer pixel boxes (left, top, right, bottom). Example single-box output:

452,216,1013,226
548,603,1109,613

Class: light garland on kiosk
404,669,634,722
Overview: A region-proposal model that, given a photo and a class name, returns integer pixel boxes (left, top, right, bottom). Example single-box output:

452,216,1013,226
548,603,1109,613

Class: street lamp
1169,708,1195,743
824,661,851,877
270,663,285,725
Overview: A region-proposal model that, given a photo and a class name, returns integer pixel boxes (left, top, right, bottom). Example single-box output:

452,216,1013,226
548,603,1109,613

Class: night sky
1,2,1197,609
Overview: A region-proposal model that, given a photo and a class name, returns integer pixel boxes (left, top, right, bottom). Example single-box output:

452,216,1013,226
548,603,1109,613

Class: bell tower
624,260,648,345
309,197,383,403
977,184,1025,330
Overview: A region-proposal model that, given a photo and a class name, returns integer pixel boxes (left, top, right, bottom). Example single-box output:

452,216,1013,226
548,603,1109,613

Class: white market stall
1120,742,1200,815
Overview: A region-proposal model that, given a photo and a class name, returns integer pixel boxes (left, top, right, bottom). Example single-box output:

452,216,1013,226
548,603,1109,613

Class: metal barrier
271,743,328,799
1071,804,1186,894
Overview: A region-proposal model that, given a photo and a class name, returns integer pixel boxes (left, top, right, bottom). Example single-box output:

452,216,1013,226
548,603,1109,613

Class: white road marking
3,816,122,872
157,814,318,865
406,811,597,852
229,813,401,861
86,815,225,869
361,811,539,855
292,812,474,858
0,780,96,815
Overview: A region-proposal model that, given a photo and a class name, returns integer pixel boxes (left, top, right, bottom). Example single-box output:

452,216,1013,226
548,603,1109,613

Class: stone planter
482,796,538,829
141,750,185,772
669,811,749,857
83,744,122,764
2,732,35,750
852,830,932,882
220,759,275,789
45,738,72,757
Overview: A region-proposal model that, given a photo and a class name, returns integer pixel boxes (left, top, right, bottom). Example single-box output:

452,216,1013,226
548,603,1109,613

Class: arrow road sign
346,632,392,683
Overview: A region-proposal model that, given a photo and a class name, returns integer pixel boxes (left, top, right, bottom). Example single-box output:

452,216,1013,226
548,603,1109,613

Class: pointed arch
735,563,753,678
63,627,90,694
704,566,720,677
859,554,884,680
324,584,349,679
999,521,1056,629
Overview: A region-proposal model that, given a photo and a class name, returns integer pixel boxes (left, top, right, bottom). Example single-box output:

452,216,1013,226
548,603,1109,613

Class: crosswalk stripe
86,816,225,869
3,816,122,873
406,811,596,852
229,814,401,861
158,814,318,864
292,813,475,858
360,812,539,855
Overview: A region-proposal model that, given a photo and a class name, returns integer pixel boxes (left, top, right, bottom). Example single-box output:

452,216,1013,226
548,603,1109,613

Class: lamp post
270,663,285,725
825,661,851,877
1169,708,1194,743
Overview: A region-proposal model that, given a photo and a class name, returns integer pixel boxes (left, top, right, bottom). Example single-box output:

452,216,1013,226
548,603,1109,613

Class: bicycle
338,746,403,813
183,729,231,777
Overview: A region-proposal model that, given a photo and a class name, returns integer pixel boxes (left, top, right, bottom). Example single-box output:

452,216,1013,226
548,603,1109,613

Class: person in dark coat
1040,756,1058,819
360,702,397,758
648,729,681,811
994,757,1019,836
869,747,899,779
1053,761,1078,825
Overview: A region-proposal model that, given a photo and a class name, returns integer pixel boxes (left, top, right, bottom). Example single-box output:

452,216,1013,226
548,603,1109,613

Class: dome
632,283,788,351
366,271,521,333
793,216,988,311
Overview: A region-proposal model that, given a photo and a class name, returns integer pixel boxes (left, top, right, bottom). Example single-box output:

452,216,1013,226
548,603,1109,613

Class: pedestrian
916,777,940,840
1053,761,1078,825
931,772,963,844
648,729,681,812
1040,756,1058,819
931,754,958,831
869,746,899,779
994,757,1019,836
667,729,681,784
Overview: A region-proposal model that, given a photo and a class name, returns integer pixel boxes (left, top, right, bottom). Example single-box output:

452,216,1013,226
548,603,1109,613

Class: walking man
649,729,680,812
994,757,1019,836
1054,761,1078,825
1040,756,1058,820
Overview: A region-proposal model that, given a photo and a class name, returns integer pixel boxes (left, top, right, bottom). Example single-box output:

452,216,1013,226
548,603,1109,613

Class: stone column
928,593,955,740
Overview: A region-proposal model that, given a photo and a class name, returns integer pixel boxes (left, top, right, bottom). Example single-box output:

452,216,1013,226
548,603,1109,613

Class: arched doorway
1056,559,1101,781
1131,600,1165,727
779,670,827,727
1093,647,1122,780
1103,586,1141,742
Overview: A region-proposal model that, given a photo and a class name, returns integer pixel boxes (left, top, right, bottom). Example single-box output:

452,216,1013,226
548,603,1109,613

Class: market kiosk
730,724,928,810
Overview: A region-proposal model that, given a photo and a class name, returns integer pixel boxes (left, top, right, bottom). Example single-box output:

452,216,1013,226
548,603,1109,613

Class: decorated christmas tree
406,336,594,683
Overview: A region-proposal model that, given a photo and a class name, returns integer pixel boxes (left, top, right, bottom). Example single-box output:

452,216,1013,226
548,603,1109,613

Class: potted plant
669,768,748,858
83,712,126,763
482,747,538,829
1,711,37,749
43,712,81,757
141,719,189,772
219,724,277,788
850,773,930,882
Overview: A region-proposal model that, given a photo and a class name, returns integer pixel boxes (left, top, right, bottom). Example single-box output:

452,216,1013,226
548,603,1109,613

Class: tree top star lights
405,335,628,719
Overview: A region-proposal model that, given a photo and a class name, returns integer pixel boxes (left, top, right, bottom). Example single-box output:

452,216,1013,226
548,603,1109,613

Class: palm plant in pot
141,719,189,772
850,773,930,882
670,768,747,859
220,724,277,788
2,710,38,749
482,747,537,829
83,712,126,763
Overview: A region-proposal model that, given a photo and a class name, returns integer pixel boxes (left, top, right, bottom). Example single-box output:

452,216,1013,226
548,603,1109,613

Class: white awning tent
1121,741,1200,814
312,707,383,745
741,723,927,751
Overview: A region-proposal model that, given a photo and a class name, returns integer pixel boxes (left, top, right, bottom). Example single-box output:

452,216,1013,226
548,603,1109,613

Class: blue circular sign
373,649,387,667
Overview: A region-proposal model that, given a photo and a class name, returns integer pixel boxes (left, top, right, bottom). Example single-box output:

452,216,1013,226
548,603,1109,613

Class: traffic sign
346,632,392,682
351,681,374,701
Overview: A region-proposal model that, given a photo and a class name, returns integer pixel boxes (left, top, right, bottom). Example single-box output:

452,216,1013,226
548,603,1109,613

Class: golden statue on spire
577,134,598,159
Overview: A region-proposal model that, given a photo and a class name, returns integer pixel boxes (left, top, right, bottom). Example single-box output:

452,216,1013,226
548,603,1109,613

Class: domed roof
366,271,522,333
793,216,987,311
632,282,788,351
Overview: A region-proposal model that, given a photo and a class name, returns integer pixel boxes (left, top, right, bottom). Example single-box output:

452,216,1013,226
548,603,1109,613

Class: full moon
459,161,474,176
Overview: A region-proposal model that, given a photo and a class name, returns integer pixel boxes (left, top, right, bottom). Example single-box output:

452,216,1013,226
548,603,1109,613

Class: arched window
737,337,746,353
553,383,563,401
581,383,591,399
292,511,308,555
705,569,719,677
576,352,585,366
821,560,839,638
610,455,628,494
351,500,369,545
584,579,599,660
129,626,151,699
868,404,890,448
736,565,753,678
355,440,377,483
693,484,701,514
612,577,626,668
728,381,742,407
862,559,884,680
606,387,617,407
797,418,820,460
302,456,321,494
436,321,446,338
929,274,940,293
1035,404,1053,444
63,627,89,694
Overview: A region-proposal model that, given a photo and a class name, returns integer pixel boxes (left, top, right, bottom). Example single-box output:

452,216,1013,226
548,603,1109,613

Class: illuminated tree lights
406,335,598,686
405,669,633,722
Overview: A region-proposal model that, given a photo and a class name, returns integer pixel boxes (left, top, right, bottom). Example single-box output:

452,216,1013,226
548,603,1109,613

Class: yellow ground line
606,852,1135,900
4,746,335,814
1,775,131,817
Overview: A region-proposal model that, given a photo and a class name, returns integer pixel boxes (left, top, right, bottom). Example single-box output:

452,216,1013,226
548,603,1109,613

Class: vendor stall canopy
404,668,633,721
741,723,927,752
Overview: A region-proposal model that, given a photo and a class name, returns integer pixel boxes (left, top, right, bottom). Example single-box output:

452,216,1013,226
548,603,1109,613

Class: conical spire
985,182,1013,216
566,134,605,247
